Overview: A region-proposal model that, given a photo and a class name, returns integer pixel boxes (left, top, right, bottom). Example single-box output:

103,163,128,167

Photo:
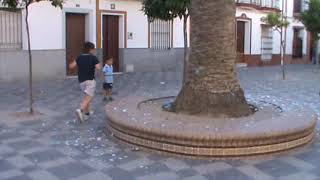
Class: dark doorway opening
66,13,86,76
103,15,120,72
292,28,303,58
237,21,245,63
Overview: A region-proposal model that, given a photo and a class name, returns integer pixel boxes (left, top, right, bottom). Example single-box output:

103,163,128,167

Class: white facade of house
285,0,309,56
21,0,187,50
25,0,96,50
0,0,97,81
0,0,312,81
99,0,186,49
235,0,311,65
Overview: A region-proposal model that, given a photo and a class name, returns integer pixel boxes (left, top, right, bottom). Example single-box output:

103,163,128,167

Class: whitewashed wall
285,0,308,55
236,9,268,55
21,0,186,49
236,0,308,56
99,0,148,48
99,0,186,48
21,0,308,53
22,0,96,50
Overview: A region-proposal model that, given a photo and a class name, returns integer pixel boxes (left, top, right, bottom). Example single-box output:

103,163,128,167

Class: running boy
69,42,101,122
102,58,114,101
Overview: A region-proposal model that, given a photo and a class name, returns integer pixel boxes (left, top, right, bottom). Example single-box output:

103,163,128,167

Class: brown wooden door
103,15,120,72
236,21,245,63
309,32,314,61
293,28,303,58
294,0,302,14
66,13,86,76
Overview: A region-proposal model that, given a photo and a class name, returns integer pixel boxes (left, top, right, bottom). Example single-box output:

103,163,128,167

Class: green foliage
301,0,320,40
1,0,64,9
262,12,289,31
142,0,190,21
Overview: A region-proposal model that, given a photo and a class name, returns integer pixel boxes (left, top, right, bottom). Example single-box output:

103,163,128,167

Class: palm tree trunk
173,0,252,117
25,2,34,114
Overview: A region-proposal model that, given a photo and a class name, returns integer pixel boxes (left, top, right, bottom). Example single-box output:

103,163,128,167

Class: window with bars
261,25,273,61
0,10,22,50
149,19,173,50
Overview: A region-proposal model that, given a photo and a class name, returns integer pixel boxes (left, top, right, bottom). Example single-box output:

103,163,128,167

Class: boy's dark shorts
103,83,113,90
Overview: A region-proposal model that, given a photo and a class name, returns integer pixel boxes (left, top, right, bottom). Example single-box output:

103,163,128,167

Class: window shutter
149,19,173,50
0,10,22,50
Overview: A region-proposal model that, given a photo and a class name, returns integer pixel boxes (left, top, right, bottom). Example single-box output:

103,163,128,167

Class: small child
102,58,114,101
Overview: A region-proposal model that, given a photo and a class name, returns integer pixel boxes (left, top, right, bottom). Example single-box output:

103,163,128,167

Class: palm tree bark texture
173,0,252,117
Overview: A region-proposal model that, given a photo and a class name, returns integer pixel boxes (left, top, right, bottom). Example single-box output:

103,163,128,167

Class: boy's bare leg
84,102,91,114
103,90,108,101
80,95,93,114
108,89,113,100
76,95,92,122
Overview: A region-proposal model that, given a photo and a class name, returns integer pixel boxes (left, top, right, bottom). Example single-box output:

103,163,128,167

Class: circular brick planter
106,97,317,158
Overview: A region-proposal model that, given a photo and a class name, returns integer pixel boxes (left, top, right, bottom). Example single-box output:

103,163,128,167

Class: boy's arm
94,56,102,71
69,59,77,69
96,62,104,80
95,63,102,70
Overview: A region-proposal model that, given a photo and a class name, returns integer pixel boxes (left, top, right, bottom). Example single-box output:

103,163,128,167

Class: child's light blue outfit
103,64,113,83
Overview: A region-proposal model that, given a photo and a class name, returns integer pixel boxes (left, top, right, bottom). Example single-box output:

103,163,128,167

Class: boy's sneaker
109,97,114,101
83,111,94,121
75,109,84,123
84,114,90,121
103,97,108,102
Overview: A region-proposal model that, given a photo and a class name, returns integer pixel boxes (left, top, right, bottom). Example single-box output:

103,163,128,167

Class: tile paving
0,65,320,180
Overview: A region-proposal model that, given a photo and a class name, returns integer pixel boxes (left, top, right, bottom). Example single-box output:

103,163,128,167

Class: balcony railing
236,0,281,10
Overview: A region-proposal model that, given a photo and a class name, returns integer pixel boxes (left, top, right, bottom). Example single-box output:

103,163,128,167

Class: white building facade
0,0,313,81
236,0,312,66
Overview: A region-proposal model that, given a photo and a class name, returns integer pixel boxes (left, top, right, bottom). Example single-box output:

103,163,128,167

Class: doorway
103,15,120,72
292,28,303,58
66,13,86,76
237,21,245,63
309,32,314,62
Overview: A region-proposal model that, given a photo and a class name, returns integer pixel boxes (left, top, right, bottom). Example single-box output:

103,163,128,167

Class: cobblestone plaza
0,65,320,180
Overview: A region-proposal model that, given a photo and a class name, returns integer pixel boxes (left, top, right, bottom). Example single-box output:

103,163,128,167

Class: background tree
142,0,190,84
173,0,252,117
1,0,63,114
301,0,320,65
262,12,289,80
